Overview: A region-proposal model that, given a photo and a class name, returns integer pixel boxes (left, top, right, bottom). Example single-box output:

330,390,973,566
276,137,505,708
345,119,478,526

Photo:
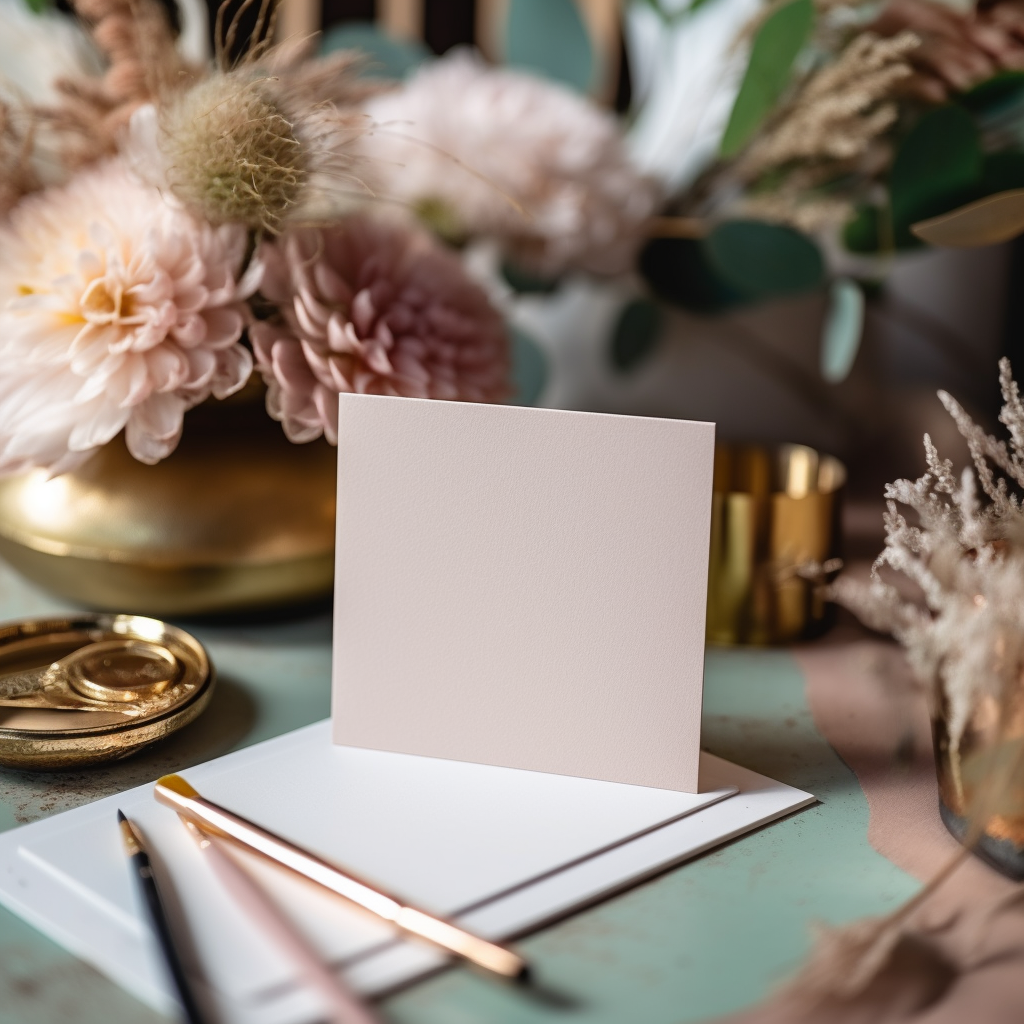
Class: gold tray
0,614,214,770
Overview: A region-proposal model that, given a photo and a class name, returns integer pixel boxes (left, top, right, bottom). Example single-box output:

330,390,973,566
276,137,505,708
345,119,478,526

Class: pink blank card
332,396,715,793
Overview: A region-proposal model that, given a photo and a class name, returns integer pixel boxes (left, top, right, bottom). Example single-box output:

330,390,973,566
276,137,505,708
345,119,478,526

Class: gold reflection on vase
706,443,845,645
0,395,337,617
933,683,1024,866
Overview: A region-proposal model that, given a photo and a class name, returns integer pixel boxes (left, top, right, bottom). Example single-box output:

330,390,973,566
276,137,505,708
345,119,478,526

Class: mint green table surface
0,561,920,1024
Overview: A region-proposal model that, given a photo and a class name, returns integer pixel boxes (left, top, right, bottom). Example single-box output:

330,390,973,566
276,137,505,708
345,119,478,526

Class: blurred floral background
2,0,1024,620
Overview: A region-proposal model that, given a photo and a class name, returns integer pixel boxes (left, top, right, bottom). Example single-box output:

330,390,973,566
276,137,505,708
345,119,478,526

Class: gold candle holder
706,443,846,646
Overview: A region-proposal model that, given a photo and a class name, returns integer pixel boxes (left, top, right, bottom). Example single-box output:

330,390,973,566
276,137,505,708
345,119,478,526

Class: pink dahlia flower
0,160,257,476
251,215,509,444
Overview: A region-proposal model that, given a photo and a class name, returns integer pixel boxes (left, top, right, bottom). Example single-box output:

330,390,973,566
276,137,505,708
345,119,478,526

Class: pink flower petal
251,215,509,445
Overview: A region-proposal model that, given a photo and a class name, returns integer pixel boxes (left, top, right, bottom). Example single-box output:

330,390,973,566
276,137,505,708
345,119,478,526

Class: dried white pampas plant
771,364,1024,1014
833,358,1024,782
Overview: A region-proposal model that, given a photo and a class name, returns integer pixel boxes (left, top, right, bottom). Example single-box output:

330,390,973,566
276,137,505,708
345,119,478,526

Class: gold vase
0,395,337,616
706,443,845,645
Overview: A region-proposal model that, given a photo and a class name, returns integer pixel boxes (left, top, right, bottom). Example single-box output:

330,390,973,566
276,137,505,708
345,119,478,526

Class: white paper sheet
0,720,811,1024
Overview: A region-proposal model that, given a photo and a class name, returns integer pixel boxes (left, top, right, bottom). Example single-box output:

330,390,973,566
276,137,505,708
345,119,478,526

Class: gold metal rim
0,518,332,569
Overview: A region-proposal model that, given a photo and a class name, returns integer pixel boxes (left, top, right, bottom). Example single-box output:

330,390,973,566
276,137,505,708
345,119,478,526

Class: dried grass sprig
740,31,919,180
780,518,1024,1014
39,0,187,168
832,359,1024,762
776,844,966,1015
0,100,41,216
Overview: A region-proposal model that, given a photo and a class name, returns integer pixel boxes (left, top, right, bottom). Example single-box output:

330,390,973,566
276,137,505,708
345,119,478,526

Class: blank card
333,397,715,793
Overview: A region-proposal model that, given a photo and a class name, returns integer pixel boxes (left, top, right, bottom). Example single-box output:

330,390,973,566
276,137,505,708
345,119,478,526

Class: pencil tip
116,811,143,855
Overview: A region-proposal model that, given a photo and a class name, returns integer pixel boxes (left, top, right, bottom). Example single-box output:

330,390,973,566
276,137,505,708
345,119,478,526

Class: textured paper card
332,397,715,792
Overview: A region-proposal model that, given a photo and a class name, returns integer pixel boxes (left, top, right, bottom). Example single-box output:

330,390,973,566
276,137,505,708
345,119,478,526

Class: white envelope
333,397,716,793
0,722,812,1024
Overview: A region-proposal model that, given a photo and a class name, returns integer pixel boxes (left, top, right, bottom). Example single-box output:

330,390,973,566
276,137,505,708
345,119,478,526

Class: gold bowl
706,443,845,645
0,398,337,617
0,613,214,770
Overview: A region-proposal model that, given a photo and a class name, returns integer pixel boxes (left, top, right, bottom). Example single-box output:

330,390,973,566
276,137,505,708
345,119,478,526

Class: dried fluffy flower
0,160,256,476
361,50,660,276
129,49,376,233
251,214,509,444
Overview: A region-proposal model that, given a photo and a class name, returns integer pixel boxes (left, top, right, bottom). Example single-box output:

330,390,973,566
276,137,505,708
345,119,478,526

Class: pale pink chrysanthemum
250,214,509,444
0,160,258,476
360,49,662,277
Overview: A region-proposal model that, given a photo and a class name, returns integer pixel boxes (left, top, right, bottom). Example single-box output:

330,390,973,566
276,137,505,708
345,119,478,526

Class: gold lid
0,613,214,770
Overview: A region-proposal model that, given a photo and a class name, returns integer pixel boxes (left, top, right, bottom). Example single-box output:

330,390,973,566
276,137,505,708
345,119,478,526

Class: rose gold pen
180,818,380,1024
155,774,528,983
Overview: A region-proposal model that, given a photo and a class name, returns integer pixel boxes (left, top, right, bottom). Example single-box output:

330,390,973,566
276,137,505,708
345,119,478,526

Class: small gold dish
0,614,213,770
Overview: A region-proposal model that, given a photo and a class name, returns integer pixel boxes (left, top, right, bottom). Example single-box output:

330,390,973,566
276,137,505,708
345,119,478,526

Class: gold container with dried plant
834,359,1024,878
0,389,338,617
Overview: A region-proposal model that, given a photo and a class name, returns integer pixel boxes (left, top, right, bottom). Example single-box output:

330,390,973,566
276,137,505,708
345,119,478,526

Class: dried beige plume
39,0,187,168
832,359,1024,768
740,31,919,180
130,15,379,234
773,847,965,1016
737,162,855,232
0,100,40,216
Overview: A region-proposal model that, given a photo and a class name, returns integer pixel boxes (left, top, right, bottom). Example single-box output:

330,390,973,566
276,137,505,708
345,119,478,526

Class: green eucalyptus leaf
504,0,595,94
705,220,824,297
320,22,430,79
501,261,561,295
820,278,864,383
890,104,983,247
961,71,1024,117
843,204,884,254
980,151,1024,195
610,298,662,372
510,326,548,406
719,0,814,158
638,237,747,314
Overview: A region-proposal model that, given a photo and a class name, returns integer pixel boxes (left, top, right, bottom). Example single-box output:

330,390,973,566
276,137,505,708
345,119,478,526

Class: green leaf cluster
846,92,1024,253
639,221,824,314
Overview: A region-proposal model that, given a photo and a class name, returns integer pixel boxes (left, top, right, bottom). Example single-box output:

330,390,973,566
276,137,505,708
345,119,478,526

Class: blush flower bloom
0,160,257,475
360,50,661,277
251,214,509,444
